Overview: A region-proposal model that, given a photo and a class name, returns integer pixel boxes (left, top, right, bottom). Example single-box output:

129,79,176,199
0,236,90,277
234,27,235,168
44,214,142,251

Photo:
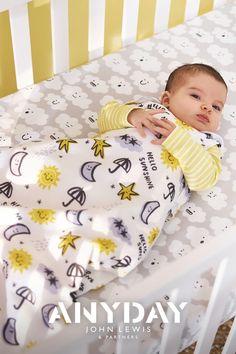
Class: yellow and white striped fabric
0,0,229,98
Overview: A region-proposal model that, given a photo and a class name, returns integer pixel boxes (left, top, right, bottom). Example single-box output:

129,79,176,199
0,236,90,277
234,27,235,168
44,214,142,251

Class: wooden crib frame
0,0,229,98
1,1,236,353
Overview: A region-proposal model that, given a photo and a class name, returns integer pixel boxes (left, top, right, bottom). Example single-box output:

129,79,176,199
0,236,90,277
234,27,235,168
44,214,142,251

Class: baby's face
161,73,227,132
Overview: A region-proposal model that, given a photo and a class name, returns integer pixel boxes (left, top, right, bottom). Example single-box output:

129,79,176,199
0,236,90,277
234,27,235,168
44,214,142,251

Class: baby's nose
201,103,212,112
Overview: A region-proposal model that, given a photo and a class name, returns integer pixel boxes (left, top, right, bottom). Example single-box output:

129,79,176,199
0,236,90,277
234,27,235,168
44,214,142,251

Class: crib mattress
1,2,236,354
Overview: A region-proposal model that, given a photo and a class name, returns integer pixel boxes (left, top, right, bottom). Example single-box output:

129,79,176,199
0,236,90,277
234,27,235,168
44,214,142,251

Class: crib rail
114,224,236,354
0,0,229,98
28,224,236,354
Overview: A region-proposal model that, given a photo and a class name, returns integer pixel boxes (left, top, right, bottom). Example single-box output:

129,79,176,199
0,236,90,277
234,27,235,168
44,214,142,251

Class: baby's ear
160,91,170,108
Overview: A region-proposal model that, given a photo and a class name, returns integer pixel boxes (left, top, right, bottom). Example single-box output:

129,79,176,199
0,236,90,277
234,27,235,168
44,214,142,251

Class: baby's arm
162,126,222,191
98,100,164,135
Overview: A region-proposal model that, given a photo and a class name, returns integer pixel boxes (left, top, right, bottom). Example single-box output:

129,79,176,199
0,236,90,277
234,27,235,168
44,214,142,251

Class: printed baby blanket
0,115,221,348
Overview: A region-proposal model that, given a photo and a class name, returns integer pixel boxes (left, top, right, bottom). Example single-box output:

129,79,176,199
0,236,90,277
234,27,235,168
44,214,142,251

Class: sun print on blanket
29,208,56,224
160,149,179,171
93,238,117,256
37,165,60,189
8,248,32,273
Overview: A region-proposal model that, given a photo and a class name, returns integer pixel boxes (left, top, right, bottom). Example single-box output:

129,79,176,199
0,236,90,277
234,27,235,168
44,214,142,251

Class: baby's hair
165,63,228,92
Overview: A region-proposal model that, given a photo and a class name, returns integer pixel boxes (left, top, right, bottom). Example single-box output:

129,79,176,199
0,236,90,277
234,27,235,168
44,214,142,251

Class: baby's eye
191,94,200,100
212,104,221,112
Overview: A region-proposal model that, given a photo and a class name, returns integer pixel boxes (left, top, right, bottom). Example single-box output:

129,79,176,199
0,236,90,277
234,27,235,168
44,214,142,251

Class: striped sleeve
97,101,138,133
162,126,222,191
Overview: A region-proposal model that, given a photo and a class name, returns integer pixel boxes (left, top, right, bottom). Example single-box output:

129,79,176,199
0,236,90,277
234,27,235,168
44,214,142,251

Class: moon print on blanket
3,318,19,345
80,161,102,182
140,201,161,224
66,210,85,225
9,151,28,176
3,223,31,241
41,304,57,329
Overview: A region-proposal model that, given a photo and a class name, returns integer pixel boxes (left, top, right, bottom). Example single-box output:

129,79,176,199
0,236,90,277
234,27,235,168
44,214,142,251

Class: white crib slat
0,0,30,12
9,3,34,89
222,316,236,354
154,0,171,33
213,0,228,8
50,0,69,74
194,258,234,354
116,323,141,354
88,0,105,61
184,0,200,21
121,0,139,47
159,286,192,354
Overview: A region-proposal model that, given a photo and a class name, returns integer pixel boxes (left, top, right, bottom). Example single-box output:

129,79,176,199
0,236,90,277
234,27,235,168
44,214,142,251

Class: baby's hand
151,118,176,145
127,108,166,138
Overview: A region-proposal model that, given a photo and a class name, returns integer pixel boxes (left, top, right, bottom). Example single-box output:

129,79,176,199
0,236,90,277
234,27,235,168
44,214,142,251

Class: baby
0,64,228,347
98,63,227,192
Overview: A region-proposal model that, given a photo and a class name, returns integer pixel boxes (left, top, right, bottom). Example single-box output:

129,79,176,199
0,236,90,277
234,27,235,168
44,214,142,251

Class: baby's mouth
196,114,209,124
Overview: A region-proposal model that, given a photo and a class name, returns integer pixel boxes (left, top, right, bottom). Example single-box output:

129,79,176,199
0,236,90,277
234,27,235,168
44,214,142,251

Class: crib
0,0,236,353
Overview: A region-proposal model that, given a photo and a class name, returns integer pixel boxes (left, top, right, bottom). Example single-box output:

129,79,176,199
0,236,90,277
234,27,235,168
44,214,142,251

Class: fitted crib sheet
1,2,236,353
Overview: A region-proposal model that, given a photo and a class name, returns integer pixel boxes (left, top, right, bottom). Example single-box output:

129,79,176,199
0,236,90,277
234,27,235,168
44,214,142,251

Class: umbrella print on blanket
0,181,13,198
14,286,36,310
67,263,86,287
108,158,132,173
62,187,86,207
